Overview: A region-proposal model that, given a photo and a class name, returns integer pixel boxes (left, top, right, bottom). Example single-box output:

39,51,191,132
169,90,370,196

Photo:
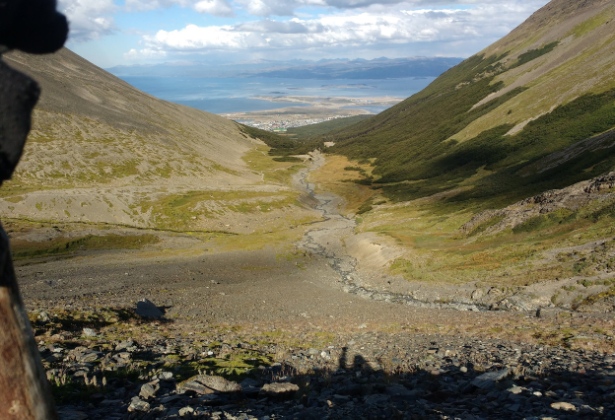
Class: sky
57,0,551,68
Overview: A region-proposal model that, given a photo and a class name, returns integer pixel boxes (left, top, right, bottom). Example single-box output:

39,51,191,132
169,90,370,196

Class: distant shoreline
223,105,375,130
115,74,434,116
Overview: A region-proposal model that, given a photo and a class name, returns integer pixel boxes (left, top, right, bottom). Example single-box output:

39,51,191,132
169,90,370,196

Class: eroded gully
293,151,486,312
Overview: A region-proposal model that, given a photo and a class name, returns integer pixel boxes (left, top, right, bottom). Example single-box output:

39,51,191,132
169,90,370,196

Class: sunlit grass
11,233,160,259
308,154,379,215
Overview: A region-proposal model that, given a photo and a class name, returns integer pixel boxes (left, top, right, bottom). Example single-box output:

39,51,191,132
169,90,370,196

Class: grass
138,189,301,232
286,115,372,141
11,233,160,259
513,41,559,68
243,145,304,185
325,18,615,211
313,155,615,288
570,12,611,38
308,155,378,215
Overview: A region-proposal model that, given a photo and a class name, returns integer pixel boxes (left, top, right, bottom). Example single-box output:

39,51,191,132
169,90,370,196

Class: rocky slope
1,49,311,233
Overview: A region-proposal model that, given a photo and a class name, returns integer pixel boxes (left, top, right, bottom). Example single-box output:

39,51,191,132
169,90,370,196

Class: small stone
128,396,150,413
551,402,576,412
179,406,195,417
115,339,135,352
82,328,97,337
160,395,181,404
139,382,160,399
260,382,300,398
75,350,102,363
460,366,468,373
177,374,241,395
507,403,520,412
472,369,510,389
386,384,413,397
508,385,524,395
159,371,174,381
37,311,51,323
136,298,164,319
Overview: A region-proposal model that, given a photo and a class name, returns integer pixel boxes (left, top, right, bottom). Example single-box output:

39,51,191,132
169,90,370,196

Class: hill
310,0,615,310
330,0,615,207
0,48,316,253
286,115,371,141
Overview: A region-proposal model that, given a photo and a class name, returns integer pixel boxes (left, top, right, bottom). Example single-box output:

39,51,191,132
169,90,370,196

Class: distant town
227,113,371,132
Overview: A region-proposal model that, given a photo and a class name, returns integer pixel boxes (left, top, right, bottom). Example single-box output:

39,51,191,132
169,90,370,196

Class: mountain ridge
328,0,615,207
107,56,463,80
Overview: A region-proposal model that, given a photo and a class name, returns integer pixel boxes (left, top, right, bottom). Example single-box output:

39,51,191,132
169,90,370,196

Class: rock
177,374,241,395
471,289,484,301
159,371,174,381
37,311,51,323
259,382,300,398
508,385,524,395
128,396,150,413
115,339,136,352
73,349,103,363
386,384,413,397
551,401,576,412
139,381,160,399
472,369,511,389
136,298,164,319
82,328,97,337
179,406,195,416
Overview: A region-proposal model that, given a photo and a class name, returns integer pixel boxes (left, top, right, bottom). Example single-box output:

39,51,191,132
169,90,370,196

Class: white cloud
58,0,116,42
194,0,235,17
124,48,169,60
147,24,249,50
125,0,190,11
140,1,547,57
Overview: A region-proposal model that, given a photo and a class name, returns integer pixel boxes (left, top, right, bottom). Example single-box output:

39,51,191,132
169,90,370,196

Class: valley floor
17,244,615,419
7,150,615,419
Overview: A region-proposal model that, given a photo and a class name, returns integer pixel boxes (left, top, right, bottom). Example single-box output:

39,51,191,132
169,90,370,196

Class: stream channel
293,151,486,312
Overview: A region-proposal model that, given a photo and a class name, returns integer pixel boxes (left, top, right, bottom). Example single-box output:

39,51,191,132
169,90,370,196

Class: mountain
0,49,312,236
107,56,462,80
330,0,615,205
244,57,463,80
314,0,615,308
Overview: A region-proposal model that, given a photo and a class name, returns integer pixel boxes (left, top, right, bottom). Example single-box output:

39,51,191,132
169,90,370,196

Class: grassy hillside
330,0,615,209
286,115,371,141
1,49,317,249
305,0,615,303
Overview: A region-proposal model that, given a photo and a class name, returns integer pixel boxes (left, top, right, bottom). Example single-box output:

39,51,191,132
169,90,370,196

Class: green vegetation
329,47,615,209
513,42,559,68
286,115,372,140
11,234,160,259
139,190,299,232
571,13,611,38
465,214,505,237
512,209,575,234
238,124,324,156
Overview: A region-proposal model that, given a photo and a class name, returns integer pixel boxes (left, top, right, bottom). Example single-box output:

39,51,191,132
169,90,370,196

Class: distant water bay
120,75,435,114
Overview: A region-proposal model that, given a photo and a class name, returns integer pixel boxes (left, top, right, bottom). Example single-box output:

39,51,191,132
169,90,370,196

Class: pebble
551,401,577,412
38,327,615,419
